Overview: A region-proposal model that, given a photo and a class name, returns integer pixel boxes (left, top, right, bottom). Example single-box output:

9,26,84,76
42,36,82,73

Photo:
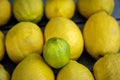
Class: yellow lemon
83,11,120,59
44,17,84,60
119,27,120,48
0,31,5,61
5,22,44,63
13,0,44,23
11,54,55,80
0,0,11,26
93,54,120,80
57,60,94,80
43,37,70,69
0,64,10,80
77,0,114,18
45,0,75,19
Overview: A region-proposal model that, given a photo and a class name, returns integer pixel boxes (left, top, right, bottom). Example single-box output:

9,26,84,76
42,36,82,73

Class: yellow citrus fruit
0,64,10,80
44,17,84,60
57,60,94,80
13,0,44,23
45,0,75,19
11,54,55,80
83,11,120,59
43,37,70,69
93,54,120,80
5,22,44,63
119,27,120,48
0,0,11,26
77,0,114,18
0,31,5,61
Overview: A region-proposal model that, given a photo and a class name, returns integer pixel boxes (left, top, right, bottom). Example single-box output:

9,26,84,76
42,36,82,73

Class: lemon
119,27,120,48
0,31,5,61
93,54,120,80
11,54,55,80
0,0,11,26
83,11,120,59
44,17,84,60
5,22,44,63
77,0,114,18
45,0,75,19
0,64,10,80
13,0,44,23
43,37,70,69
57,60,94,80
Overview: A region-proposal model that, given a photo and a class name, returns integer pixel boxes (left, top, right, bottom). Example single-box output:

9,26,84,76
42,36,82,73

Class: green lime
43,37,70,69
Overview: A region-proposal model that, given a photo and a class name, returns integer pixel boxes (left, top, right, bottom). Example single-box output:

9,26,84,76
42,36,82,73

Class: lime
43,37,70,69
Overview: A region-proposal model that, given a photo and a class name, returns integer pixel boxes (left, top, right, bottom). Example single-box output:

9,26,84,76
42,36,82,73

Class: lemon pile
0,0,120,80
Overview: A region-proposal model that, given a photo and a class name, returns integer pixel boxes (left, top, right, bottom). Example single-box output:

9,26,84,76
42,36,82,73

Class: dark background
0,0,120,77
